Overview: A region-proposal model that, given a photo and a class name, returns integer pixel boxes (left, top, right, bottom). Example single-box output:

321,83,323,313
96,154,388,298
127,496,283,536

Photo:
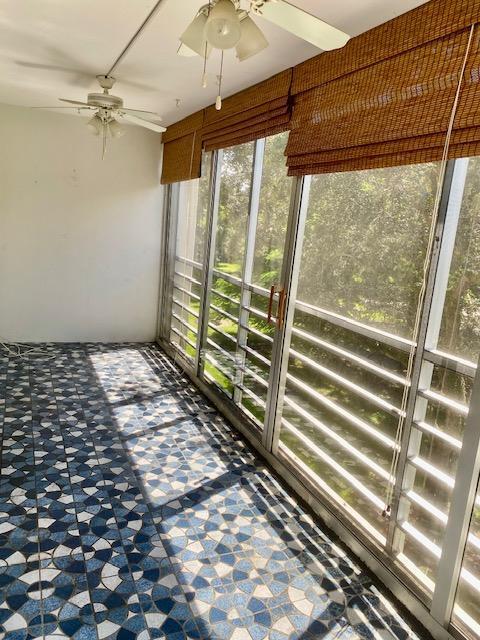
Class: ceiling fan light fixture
180,12,212,58
108,119,125,139
204,0,241,50
236,15,268,61
86,115,103,136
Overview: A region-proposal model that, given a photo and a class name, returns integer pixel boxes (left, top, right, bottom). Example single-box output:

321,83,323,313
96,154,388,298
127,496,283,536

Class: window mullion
386,159,459,556
233,138,265,406
161,183,179,342
430,360,480,626
263,175,311,454
196,150,223,376
424,158,470,351
429,159,479,627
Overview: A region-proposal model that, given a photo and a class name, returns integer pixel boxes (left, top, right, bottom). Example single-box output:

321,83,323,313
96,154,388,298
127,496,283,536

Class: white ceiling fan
34,75,166,158
180,0,350,59
178,0,350,109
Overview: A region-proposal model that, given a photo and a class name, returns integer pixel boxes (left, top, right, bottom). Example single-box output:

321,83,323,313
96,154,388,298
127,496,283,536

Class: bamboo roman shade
202,69,292,152
286,0,480,175
161,111,204,185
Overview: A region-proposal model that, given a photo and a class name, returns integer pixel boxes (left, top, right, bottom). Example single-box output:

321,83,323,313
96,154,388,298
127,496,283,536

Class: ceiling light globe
236,15,268,61
86,115,102,136
108,119,125,139
204,0,241,50
180,12,211,57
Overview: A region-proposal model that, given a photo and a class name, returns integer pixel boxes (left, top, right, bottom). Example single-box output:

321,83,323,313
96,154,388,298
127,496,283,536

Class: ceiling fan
34,75,166,158
178,0,350,107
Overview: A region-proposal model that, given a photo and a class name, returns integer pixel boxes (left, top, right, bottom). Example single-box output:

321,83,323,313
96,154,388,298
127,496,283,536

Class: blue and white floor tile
0,343,425,640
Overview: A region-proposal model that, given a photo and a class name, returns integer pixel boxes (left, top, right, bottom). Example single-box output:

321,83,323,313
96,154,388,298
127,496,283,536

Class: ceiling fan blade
256,0,350,51
59,98,93,107
30,106,91,109
119,113,166,133
120,107,163,119
15,61,96,87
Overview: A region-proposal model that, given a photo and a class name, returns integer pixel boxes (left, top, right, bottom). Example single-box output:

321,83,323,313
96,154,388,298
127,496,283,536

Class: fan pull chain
202,41,209,88
216,50,224,111
202,0,212,89
102,120,107,160
382,23,475,519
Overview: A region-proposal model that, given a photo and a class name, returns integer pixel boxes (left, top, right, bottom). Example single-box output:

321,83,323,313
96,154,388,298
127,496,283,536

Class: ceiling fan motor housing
87,92,124,109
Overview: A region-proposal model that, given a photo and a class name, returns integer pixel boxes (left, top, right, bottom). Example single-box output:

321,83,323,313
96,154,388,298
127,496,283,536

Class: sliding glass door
161,139,480,640
275,161,441,546
167,152,211,367
200,133,293,431
201,141,256,399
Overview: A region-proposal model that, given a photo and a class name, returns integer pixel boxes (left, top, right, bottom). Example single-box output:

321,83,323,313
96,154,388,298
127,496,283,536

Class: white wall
0,103,164,342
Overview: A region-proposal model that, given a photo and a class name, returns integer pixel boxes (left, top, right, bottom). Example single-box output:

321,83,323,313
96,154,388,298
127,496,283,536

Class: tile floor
0,343,424,640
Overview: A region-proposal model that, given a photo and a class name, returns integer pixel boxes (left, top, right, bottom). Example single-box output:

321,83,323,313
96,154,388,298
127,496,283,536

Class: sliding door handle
267,285,276,324
277,287,287,329
267,285,286,328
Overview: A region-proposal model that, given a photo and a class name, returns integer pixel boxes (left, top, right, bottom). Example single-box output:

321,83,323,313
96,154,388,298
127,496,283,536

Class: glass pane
170,153,211,361
214,143,254,276
205,272,241,390
202,134,293,429
396,366,471,591
239,133,292,424
203,142,254,398
454,481,480,638
240,293,275,426
296,163,439,340
438,157,480,363
252,132,291,288
279,162,440,547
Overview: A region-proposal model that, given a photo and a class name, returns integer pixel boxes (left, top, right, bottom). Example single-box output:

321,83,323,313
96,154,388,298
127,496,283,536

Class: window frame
158,139,480,640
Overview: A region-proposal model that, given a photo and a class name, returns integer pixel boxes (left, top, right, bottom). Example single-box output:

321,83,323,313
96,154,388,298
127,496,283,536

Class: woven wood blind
161,111,204,185
286,0,480,176
202,69,292,151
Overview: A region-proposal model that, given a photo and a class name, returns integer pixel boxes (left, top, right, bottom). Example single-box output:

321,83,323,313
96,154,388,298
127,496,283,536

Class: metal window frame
386,159,464,557
263,175,311,453
430,360,480,626
196,137,299,437
159,183,179,342
196,150,223,375
233,138,265,406
156,183,172,341
158,143,480,640
384,157,480,631
294,297,414,353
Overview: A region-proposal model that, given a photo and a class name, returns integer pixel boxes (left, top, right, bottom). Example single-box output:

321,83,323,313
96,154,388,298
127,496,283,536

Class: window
297,165,438,338
279,163,439,544
455,480,480,638
446,159,480,638
252,133,291,289
391,159,478,601
438,157,480,364
397,365,472,592
202,134,293,427
203,142,255,396
169,152,211,362
241,132,291,425
163,146,480,640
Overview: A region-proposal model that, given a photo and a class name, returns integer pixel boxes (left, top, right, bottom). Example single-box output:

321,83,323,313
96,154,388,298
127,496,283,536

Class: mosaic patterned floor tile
0,562,44,638
0,343,426,640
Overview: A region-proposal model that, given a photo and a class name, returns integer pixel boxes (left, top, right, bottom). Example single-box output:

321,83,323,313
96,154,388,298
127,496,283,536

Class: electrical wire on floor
0,340,56,360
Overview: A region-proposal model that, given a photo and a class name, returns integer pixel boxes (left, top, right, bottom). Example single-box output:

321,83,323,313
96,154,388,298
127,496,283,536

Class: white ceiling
0,0,429,126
